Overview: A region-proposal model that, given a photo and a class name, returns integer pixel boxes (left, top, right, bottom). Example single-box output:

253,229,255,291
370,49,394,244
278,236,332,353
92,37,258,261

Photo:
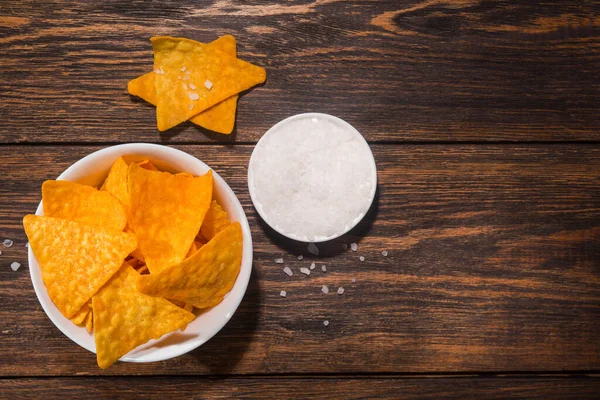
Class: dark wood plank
1,376,600,399
1,144,599,375
1,1,599,143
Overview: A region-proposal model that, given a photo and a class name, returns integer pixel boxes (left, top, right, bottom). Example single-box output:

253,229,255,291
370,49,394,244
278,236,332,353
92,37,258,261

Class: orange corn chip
151,36,266,131
138,222,242,309
138,159,158,171
101,157,129,209
23,215,137,318
185,241,198,259
85,309,93,333
136,265,149,275
127,163,213,273
93,265,195,369
128,36,238,134
200,200,230,240
125,225,145,263
71,301,91,325
43,180,127,231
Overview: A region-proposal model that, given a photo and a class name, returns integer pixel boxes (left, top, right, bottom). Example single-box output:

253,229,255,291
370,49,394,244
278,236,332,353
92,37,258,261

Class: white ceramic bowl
28,143,253,363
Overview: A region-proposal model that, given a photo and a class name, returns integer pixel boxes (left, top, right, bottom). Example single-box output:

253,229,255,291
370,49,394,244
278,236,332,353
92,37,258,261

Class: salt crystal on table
352,277,356,283
323,320,329,327
280,290,287,297
382,250,388,257
337,287,345,295
298,255,303,260
283,267,293,276
308,243,319,255
275,258,284,264
359,256,365,262
300,267,310,275
321,265,327,272
0,250,2,256
3,239,13,248
10,262,20,271
310,262,316,270
322,285,329,294
350,243,358,252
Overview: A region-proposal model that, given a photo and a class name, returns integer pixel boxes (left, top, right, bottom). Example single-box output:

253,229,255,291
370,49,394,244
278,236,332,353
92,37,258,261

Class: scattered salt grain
323,320,329,326
350,243,358,252
3,239,13,248
154,66,164,74
10,262,20,271
309,262,316,270
183,83,188,90
337,287,345,295
300,267,310,276
352,277,356,283
180,66,187,72
177,75,181,80
321,265,327,272
275,258,284,264
189,103,194,110
25,242,29,248
0,250,2,256
382,250,388,257
307,243,319,255
297,255,303,260
204,79,213,90
189,82,196,90
186,70,191,75
280,290,287,298
188,93,199,101
321,285,329,294
359,256,365,262
283,267,293,276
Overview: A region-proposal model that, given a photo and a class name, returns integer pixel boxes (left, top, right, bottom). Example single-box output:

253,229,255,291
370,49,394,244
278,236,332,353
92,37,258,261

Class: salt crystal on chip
204,79,213,90
10,262,20,271
321,265,326,272
350,243,358,252
322,285,329,294
188,93,199,101
382,250,388,257
300,267,310,275
308,243,319,255
337,287,345,295
280,290,287,297
310,262,316,270
275,258,284,264
283,267,293,276
359,256,365,262
3,239,13,248
189,82,196,90
181,66,186,72
323,320,329,326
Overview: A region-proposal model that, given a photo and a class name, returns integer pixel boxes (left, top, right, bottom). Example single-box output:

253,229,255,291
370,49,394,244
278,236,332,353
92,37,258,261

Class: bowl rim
28,143,253,363
247,112,378,243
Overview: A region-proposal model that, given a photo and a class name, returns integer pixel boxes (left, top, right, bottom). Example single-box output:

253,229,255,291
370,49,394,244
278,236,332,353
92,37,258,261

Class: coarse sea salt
10,262,20,271
298,255,303,260
382,250,388,257
280,290,287,297
283,267,293,276
350,243,358,252
275,258,284,264
3,239,13,248
300,267,310,275
337,287,345,295
248,114,376,242
323,320,329,326
322,285,329,294
310,262,316,270
321,265,327,272
359,256,365,262
307,243,319,255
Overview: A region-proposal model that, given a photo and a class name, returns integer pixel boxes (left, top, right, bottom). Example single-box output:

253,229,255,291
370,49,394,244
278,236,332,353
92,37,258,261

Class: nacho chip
43,180,127,231
125,226,145,263
138,222,242,309
128,36,239,134
127,163,213,273
185,241,198,259
138,159,158,171
71,301,91,325
136,265,149,275
93,265,195,369
23,215,137,318
85,309,93,333
101,157,129,209
151,36,266,131
200,200,230,240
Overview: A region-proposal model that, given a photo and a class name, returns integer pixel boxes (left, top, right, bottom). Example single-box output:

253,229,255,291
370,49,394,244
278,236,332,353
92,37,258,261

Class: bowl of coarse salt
248,113,377,242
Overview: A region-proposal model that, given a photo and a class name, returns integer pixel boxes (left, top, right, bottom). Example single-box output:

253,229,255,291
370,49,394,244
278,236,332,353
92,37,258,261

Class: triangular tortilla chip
84,309,93,333
127,163,213,273
43,180,127,231
23,215,137,318
137,159,158,171
101,157,129,209
200,200,230,241
138,222,242,309
70,300,91,325
93,265,195,369
128,35,238,134
151,36,266,131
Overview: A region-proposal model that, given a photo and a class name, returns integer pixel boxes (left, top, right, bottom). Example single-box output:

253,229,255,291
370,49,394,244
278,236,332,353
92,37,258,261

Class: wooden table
1,1,599,398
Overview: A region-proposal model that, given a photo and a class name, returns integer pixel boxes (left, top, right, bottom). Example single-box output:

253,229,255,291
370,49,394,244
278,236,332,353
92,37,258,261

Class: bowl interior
28,143,253,363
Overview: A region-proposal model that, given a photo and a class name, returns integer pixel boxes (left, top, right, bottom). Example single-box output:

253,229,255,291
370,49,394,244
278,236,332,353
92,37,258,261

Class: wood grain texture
1,144,599,376
1,1,599,143
2,376,600,399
